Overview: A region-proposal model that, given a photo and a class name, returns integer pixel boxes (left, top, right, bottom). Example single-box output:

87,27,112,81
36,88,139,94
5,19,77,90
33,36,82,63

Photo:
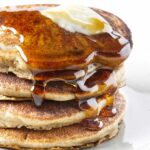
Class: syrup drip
79,93,116,130
81,117,103,131
100,106,117,117
31,81,44,106
30,68,116,105
79,97,99,118
78,94,103,131
81,104,117,131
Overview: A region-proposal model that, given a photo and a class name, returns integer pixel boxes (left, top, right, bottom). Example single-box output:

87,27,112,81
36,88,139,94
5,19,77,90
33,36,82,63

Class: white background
0,1,150,150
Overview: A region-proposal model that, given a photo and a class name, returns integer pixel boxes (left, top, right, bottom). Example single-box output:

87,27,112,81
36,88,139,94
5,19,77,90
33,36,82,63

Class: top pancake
0,4,132,80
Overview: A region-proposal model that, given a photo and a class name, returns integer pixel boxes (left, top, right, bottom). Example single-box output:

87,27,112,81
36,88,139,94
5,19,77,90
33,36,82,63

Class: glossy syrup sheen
79,94,116,131
31,69,116,101
0,7,131,71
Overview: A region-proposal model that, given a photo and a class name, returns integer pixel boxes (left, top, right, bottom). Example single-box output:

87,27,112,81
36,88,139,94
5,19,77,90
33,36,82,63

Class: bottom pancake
0,93,125,150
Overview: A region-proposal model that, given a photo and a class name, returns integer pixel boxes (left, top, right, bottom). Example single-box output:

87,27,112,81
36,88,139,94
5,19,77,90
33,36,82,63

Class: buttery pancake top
0,4,131,72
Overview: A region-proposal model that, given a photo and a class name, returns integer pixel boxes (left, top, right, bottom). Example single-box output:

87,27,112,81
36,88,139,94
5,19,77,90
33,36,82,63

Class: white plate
0,0,150,150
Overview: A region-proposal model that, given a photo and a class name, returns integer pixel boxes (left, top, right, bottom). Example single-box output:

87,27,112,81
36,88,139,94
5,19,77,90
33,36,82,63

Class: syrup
79,97,99,118
79,97,103,131
31,80,45,106
31,68,117,102
79,91,116,130
0,8,131,71
81,117,103,131
100,106,117,117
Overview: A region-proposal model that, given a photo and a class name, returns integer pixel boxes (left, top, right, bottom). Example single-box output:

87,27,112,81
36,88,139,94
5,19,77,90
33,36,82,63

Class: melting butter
41,5,112,35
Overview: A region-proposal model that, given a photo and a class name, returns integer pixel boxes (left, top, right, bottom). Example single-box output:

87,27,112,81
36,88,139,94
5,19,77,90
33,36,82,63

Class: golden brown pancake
0,91,117,130
0,4,132,80
0,4,132,150
0,66,124,101
0,93,125,149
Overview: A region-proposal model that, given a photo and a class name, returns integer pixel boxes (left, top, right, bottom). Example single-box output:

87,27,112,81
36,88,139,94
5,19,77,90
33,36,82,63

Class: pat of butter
41,5,111,35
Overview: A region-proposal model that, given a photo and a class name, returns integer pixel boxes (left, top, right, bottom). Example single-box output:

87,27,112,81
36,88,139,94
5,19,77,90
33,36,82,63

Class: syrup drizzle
81,117,103,131
30,68,117,103
0,5,126,130
31,80,45,106
79,97,99,118
0,8,131,71
79,95,117,131
100,106,117,117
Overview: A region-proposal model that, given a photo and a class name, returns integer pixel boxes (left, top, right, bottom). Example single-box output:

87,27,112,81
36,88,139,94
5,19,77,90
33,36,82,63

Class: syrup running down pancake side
0,5,131,130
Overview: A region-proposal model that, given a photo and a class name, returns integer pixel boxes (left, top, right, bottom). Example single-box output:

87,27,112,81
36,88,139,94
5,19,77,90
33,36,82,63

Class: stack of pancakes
0,4,132,149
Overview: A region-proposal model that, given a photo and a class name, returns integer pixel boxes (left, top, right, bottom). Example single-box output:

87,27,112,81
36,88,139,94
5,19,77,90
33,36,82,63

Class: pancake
0,4,132,150
0,93,125,149
0,4,132,80
0,90,118,130
0,66,124,101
